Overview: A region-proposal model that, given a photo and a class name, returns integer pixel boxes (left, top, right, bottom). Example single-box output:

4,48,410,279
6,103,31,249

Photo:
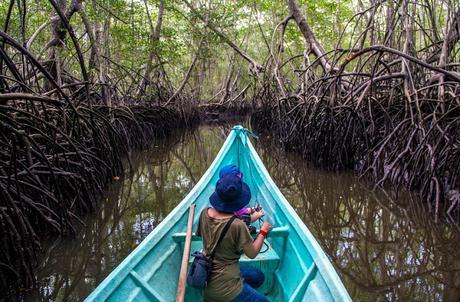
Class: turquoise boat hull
85,126,352,302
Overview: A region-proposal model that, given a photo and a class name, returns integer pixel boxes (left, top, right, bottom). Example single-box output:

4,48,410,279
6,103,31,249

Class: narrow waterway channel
25,124,460,302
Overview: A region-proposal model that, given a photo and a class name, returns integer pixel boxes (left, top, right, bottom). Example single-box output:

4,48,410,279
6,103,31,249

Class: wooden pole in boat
176,204,196,302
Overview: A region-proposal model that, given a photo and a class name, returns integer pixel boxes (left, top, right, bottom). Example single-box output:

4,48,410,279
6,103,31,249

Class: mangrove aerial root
0,100,184,295
251,3,460,223
0,5,191,295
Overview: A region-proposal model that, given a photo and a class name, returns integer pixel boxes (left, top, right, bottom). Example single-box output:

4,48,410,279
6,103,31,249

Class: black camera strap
209,215,237,259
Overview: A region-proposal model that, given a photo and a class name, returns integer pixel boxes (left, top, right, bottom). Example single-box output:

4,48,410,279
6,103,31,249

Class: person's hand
252,210,265,220
261,221,273,233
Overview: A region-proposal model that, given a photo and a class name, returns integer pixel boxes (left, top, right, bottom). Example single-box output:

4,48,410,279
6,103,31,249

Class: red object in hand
259,230,268,238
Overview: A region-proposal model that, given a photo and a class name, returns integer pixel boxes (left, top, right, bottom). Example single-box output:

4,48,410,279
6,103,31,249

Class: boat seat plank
172,226,289,243
187,240,280,263
289,263,317,302
128,271,162,302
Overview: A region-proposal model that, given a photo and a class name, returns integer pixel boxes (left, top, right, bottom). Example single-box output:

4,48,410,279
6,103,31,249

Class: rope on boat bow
232,126,259,143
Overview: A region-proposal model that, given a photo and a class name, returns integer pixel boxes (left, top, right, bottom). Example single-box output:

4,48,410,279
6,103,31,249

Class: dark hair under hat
209,174,251,213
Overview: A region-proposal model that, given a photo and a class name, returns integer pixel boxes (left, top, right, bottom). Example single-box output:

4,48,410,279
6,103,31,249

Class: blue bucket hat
219,164,243,179
210,174,251,213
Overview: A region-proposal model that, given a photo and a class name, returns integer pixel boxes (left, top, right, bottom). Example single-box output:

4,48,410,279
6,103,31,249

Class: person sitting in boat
219,164,264,223
196,170,273,302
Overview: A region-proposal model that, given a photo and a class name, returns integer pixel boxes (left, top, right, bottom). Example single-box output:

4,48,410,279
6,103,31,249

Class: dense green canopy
3,0,452,103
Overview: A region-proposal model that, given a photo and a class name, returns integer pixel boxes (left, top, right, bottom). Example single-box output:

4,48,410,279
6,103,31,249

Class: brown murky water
25,125,460,301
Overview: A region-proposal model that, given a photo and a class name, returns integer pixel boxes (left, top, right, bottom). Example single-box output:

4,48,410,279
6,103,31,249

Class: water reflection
24,128,226,302
258,139,460,302
25,125,460,301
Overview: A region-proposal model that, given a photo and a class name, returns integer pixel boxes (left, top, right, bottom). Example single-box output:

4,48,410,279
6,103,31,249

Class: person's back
196,208,253,301
196,170,272,302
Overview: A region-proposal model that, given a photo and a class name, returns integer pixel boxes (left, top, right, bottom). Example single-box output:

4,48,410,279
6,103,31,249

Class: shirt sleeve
234,220,253,252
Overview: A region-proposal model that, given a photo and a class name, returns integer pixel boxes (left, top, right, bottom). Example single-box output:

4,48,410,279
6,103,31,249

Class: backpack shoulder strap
209,215,237,259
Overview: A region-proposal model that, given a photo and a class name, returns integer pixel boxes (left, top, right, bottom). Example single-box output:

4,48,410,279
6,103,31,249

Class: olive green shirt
196,208,253,302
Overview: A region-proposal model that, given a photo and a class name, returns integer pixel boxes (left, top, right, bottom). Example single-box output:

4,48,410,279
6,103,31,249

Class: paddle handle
176,204,196,302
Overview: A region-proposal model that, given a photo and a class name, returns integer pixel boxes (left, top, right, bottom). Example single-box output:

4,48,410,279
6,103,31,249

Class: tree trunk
437,4,460,104
167,37,205,104
89,0,107,104
46,0,83,87
47,0,67,86
137,0,165,98
383,0,396,48
182,0,263,75
286,0,332,73
401,0,415,101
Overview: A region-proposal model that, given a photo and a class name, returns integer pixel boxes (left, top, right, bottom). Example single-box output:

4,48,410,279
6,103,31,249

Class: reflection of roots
0,102,188,295
261,146,460,300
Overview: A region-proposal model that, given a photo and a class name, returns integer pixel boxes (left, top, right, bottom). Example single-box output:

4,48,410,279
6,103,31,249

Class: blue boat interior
86,127,350,302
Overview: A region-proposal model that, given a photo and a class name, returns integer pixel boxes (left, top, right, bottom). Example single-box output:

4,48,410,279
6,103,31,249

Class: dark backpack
187,216,237,289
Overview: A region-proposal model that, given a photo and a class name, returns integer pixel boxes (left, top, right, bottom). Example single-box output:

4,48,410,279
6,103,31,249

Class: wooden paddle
176,204,196,302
